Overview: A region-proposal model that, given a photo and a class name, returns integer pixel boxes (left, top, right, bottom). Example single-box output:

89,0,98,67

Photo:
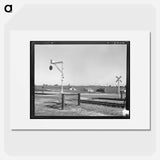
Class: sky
35,44,126,86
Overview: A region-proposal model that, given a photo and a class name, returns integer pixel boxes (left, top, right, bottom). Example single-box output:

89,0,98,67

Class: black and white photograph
30,41,130,119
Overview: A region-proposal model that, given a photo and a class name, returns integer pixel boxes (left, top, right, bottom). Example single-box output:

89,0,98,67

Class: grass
34,93,124,117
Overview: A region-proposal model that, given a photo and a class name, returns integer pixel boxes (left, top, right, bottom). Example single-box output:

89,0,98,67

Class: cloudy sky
35,44,126,86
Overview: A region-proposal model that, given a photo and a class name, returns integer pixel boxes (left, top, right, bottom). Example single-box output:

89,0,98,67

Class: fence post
78,93,80,105
120,91,123,99
62,94,64,110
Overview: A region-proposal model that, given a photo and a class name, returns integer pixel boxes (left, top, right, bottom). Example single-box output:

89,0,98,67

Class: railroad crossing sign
49,60,64,93
116,76,122,98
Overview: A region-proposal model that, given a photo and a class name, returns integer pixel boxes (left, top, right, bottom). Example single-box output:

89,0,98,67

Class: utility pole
49,60,64,93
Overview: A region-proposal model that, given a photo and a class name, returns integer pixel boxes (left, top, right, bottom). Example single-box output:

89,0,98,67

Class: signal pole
49,60,64,93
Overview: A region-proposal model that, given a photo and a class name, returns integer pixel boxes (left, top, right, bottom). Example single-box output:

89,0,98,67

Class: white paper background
10,31,150,130
2,2,159,158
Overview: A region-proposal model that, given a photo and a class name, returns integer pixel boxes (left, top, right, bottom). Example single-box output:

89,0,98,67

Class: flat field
35,91,125,117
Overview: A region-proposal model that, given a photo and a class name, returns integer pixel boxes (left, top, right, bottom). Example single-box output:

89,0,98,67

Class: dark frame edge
30,41,130,119
30,41,35,119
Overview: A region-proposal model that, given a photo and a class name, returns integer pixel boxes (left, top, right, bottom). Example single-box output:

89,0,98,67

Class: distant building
96,88,105,93
69,87,76,91
85,88,94,93
104,86,117,93
104,86,126,94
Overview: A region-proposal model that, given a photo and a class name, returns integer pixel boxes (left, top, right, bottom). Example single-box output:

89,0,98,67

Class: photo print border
30,41,130,119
